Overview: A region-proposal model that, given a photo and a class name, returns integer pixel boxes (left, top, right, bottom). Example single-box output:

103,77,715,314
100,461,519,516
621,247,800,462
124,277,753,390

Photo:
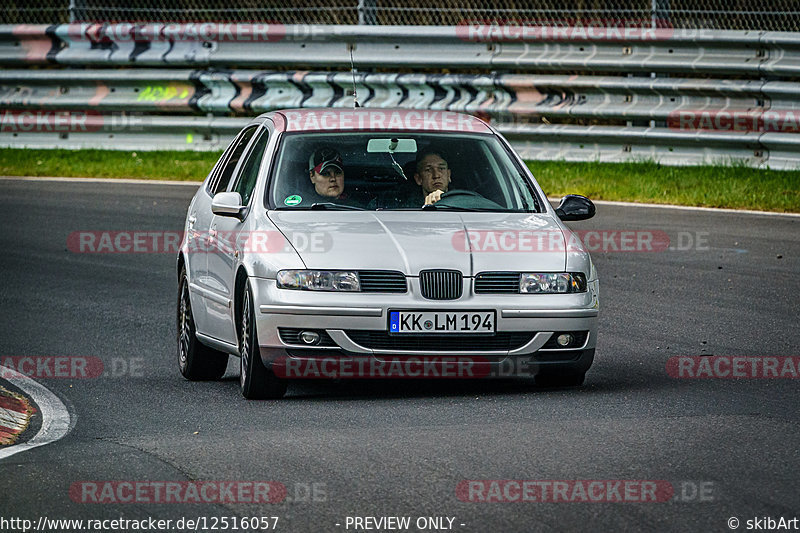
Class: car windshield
268,132,541,212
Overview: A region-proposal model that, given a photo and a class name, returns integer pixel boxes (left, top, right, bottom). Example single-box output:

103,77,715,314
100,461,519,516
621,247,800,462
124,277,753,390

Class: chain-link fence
3,0,800,31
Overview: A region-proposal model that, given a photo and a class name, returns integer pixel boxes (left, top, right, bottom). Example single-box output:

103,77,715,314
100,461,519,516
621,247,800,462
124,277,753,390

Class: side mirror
211,191,245,219
555,194,595,221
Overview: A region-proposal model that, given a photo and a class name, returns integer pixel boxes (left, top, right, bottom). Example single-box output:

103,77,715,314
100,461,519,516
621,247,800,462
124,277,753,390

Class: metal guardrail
2,23,800,168
4,69,797,120
4,24,800,75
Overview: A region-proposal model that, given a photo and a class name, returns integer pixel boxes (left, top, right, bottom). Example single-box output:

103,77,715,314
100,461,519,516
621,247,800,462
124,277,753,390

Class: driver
414,152,451,205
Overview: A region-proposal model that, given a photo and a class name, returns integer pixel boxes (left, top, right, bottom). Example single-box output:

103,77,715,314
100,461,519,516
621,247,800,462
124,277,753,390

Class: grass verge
0,148,221,182
1,148,798,212
529,160,800,213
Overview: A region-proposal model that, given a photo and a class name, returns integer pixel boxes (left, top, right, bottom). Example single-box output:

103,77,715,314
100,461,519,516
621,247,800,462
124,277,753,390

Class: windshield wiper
310,202,366,211
420,204,511,212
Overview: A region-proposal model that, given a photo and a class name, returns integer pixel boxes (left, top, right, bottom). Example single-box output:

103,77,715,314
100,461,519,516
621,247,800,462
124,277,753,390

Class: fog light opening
300,331,321,345
556,334,573,347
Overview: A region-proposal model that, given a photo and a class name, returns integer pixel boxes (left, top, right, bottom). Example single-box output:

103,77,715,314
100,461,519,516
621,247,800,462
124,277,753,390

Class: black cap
309,147,343,174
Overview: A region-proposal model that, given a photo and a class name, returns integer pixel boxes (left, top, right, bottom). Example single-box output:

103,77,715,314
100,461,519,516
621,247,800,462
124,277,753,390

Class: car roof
258,108,493,135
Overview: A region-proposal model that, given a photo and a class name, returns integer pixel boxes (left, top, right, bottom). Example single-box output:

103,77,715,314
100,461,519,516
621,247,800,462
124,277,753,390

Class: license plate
388,310,495,334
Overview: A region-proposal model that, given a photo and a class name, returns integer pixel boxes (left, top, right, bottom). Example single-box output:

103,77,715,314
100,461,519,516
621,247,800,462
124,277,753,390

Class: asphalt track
0,178,799,532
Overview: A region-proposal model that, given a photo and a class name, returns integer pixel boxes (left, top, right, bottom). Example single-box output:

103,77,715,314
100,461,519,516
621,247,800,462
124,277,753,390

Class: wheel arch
233,264,250,337
176,252,186,279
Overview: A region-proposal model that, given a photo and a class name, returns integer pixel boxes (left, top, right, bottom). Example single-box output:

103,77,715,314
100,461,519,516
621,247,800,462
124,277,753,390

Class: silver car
177,108,599,399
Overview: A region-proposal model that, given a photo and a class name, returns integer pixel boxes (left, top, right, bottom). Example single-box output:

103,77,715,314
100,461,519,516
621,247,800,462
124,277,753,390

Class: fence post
69,0,87,22
652,0,670,27
358,0,377,25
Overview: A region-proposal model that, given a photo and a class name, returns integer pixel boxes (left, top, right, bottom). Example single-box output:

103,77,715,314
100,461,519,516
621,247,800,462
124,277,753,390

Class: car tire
239,279,287,400
534,370,586,388
177,268,228,381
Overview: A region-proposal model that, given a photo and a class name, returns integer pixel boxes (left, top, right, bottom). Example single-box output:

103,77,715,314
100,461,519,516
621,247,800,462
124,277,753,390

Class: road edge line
0,176,202,186
548,197,800,218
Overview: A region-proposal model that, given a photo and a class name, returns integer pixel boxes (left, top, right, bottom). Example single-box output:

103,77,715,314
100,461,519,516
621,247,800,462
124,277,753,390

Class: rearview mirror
211,192,245,219
367,138,418,153
555,195,595,221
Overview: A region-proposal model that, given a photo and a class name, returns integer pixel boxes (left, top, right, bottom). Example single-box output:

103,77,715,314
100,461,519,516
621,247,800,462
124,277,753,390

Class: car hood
267,211,566,275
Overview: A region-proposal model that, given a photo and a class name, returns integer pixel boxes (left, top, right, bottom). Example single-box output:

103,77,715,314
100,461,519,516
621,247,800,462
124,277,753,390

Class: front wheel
177,269,228,381
239,279,287,400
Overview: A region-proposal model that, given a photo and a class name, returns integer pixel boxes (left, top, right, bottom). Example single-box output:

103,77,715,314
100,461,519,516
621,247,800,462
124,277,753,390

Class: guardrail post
650,0,670,128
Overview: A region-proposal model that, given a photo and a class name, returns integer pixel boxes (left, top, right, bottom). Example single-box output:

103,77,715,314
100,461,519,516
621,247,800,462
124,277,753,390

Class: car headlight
276,270,361,291
520,273,587,294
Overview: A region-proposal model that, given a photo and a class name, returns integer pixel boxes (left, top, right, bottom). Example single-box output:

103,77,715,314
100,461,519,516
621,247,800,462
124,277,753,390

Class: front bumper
251,276,598,378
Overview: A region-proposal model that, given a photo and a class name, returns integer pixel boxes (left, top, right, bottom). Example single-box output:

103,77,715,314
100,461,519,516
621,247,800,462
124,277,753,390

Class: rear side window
232,128,270,205
208,125,258,195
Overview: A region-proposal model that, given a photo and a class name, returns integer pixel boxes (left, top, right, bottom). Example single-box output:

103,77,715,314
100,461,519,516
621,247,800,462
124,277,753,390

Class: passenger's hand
424,189,446,205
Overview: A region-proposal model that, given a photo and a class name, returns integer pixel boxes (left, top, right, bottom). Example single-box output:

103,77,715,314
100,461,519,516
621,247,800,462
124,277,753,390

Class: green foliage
529,160,800,213
0,148,222,181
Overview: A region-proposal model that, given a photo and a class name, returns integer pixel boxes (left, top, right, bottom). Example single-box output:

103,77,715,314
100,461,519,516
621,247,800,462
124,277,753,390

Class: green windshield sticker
284,195,302,206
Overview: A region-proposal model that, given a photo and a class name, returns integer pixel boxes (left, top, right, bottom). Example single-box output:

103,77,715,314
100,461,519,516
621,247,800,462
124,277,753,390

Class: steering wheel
440,190,485,201
433,189,503,209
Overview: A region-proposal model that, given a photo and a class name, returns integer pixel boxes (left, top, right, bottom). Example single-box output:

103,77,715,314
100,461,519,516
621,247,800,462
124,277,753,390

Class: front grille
357,270,407,293
419,270,463,300
278,328,336,347
344,331,533,351
475,272,520,294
